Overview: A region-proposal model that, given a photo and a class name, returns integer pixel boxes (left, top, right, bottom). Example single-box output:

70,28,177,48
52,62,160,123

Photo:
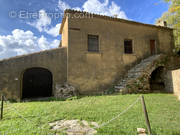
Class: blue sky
0,0,169,60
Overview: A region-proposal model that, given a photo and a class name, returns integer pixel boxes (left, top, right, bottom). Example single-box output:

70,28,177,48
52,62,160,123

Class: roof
59,9,173,34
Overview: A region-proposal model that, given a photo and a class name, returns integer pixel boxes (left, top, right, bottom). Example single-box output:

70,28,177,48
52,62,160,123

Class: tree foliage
159,0,180,51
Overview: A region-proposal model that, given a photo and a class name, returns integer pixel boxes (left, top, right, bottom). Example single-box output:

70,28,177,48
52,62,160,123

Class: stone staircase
115,54,166,94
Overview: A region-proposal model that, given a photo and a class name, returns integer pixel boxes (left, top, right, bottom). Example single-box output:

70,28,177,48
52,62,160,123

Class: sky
0,0,169,60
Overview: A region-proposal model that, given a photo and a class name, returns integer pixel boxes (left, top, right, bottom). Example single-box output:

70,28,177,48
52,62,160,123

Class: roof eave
59,9,173,34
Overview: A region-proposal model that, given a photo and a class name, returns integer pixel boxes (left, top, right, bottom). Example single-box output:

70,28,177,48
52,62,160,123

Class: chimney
113,14,118,18
156,19,167,27
163,21,167,27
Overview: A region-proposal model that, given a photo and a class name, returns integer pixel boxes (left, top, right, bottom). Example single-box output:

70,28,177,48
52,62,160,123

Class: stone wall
0,47,67,101
116,54,168,93
171,69,180,100
164,56,180,99
165,68,180,100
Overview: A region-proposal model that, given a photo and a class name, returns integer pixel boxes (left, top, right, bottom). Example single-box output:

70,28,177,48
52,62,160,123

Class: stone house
0,9,179,101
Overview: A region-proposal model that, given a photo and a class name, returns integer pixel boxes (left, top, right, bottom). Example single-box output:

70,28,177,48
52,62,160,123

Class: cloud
57,0,81,11
27,10,60,37
38,35,50,50
82,0,127,19
28,0,127,38
45,23,61,37
57,0,127,19
58,0,71,11
27,9,51,32
0,29,59,60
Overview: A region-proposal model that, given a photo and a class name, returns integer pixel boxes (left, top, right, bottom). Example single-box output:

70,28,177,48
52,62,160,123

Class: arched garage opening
22,67,53,99
149,66,165,92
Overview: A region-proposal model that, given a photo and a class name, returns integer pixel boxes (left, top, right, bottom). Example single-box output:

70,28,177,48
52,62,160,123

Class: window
124,39,133,54
88,35,99,52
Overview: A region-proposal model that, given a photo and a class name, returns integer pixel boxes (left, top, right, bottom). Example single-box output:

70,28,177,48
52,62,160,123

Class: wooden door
150,40,156,55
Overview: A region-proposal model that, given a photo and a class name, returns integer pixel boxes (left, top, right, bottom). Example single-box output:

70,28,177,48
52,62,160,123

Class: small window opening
124,39,133,54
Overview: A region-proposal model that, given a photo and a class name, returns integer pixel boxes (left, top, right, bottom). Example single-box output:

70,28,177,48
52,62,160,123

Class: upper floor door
150,40,156,55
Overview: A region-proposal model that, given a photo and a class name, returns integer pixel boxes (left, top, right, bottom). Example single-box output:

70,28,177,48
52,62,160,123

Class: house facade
0,10,176,101
60,10,174,94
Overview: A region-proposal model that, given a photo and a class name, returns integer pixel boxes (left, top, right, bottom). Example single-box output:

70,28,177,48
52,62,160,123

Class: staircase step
114,54,163,93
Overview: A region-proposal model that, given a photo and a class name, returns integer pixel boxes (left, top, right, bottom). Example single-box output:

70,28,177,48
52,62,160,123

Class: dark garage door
22,67,53,99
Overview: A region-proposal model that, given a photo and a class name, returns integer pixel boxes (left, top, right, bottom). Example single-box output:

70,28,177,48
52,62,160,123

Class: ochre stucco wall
61,17,68,47
66,12,174,94
0,47,67,101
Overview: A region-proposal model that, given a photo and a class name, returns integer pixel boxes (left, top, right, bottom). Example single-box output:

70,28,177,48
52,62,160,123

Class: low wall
171,69,180,100
0,47,67,101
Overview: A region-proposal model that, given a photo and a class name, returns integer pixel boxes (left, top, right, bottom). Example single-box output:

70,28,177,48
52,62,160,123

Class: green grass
0,94,180,135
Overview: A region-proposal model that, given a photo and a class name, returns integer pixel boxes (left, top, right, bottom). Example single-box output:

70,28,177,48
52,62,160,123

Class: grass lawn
0,94,180,135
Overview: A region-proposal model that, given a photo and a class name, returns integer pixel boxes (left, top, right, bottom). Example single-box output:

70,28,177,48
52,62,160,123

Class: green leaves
158,0,180,51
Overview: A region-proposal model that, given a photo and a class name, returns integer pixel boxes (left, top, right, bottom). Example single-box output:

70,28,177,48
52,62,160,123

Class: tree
158,0,180,51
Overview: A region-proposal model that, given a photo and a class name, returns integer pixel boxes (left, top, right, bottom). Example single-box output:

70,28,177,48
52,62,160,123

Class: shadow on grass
2,115,38,121
21,92,172,103
6,89,174,103
21,96,82,102
172,132,180,135
151,130,180,135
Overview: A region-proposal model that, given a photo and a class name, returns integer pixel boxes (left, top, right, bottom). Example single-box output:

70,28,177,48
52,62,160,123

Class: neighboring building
0,10,177,101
